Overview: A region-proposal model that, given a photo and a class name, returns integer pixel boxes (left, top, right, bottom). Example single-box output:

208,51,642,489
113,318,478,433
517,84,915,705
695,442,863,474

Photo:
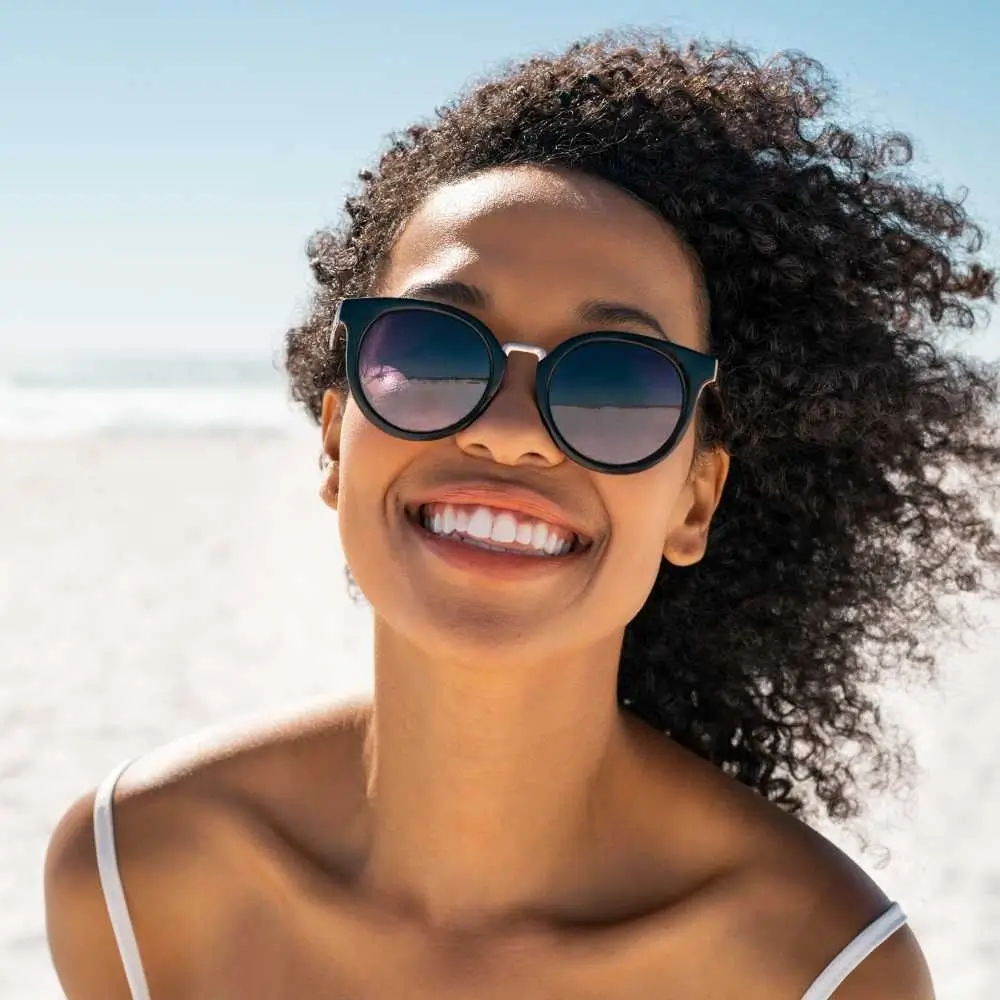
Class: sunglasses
333,297,719,475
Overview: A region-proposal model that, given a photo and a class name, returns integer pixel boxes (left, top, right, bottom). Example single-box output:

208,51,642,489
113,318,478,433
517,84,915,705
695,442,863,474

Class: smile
414,502,586,555
404,502,590,573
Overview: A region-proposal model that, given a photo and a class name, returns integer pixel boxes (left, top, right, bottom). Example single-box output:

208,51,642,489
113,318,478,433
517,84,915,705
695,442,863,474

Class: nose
453,350,564,469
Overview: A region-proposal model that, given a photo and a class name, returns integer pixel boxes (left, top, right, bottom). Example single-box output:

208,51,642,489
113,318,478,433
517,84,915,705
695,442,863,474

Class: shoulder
597,727,935,998
810,921,934,999
44,698,370,1000
44,766,236,999
726,828,935,1000
702,744,935,998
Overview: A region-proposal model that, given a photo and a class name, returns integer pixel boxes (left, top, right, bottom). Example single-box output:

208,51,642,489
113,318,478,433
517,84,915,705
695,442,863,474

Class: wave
0,353,309,437
0,386,308,437
0,351,283,390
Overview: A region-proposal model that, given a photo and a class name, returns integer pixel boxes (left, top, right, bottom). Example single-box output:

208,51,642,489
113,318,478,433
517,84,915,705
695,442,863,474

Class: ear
319,389,346,511
662,447,730,567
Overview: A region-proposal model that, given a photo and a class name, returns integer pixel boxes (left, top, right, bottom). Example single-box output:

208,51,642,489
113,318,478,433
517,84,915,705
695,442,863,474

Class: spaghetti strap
800,901,908,1000
93,758,152,1000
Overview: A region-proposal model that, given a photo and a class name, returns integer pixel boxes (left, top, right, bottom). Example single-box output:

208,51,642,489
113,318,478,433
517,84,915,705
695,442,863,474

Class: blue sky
2,0,999,360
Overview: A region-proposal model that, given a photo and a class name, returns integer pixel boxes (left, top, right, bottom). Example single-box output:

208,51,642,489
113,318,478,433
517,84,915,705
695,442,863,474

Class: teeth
531,522,548,550
417,502,577,557
466,507,493,540
491,513,518,544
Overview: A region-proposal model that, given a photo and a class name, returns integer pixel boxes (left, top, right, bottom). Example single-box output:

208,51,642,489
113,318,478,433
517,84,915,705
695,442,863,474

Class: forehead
378,167,707,349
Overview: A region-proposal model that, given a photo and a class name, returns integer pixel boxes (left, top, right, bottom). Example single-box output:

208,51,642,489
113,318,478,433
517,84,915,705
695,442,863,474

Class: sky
2,0,999,361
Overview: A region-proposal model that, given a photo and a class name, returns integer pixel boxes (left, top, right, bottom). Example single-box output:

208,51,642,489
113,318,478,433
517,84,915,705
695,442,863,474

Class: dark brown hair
283,34,1000,824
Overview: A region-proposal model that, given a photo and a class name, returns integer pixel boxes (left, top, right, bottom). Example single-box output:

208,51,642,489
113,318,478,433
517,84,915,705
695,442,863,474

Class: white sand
2,431,998,998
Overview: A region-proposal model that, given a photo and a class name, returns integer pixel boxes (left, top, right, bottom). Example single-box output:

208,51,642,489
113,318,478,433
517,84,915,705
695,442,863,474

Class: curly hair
282,33,1000,825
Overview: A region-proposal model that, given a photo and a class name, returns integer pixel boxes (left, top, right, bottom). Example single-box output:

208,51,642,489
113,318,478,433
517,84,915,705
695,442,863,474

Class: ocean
0,351,305,438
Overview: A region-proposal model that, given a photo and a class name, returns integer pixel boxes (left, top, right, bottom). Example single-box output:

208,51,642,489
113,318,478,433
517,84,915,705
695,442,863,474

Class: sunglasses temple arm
329,300,345,351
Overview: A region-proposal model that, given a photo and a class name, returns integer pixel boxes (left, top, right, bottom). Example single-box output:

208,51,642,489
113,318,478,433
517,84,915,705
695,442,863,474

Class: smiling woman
45,31,998,1000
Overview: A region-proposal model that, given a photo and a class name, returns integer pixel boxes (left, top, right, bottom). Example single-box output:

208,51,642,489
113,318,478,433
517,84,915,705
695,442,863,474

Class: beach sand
2,431,998,998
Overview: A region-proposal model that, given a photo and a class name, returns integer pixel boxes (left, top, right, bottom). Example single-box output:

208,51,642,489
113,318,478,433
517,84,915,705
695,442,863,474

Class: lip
403,482,593,543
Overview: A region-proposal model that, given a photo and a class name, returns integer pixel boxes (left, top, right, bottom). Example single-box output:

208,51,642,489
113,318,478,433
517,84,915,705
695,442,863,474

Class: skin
320,165,729,930
43,166,935,999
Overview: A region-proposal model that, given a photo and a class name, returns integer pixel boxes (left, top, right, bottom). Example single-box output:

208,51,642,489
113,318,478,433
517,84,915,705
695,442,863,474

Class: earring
320,454,339,506
320,476,338,504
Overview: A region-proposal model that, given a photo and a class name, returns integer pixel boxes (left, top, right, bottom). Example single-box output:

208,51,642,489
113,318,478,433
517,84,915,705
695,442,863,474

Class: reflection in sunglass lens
548,342,685,466
357,311,492,433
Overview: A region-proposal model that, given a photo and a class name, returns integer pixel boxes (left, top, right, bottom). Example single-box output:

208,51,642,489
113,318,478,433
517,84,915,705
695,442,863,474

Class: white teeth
466,507,493,540
531,522,548,550
491,512,518,544
418,502,577,557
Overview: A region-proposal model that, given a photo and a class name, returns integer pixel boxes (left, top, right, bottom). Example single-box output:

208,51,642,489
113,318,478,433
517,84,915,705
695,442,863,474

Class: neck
353,618,637,933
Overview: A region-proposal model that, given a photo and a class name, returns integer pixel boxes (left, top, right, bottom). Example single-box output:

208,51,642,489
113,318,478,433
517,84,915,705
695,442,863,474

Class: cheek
336,397,413,498
604,444,689,539
597,459,688,602
334,402,406,562
336,399,372,485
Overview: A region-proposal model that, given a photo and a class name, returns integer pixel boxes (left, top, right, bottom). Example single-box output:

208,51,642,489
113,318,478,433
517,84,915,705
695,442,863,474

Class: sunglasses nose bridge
502,342,547,362
497,342,548,404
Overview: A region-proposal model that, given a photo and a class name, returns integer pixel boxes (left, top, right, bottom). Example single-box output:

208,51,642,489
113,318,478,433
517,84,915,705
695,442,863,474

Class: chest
194,889,775,1000
202,903,561,999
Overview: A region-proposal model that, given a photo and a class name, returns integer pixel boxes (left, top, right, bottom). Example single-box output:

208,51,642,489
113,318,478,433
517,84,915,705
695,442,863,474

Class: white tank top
93,758,909,1000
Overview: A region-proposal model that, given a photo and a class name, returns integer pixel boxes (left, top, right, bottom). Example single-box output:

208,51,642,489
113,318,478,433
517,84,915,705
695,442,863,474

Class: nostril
461,441,495,460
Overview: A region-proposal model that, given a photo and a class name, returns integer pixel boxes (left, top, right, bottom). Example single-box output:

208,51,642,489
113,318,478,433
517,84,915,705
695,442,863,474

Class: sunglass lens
357,310,492,433
548,342,686,467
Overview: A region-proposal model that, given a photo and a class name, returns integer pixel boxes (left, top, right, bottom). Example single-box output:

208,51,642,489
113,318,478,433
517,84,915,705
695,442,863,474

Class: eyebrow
400,280,488,310
397,280,668,339
577,300,666,338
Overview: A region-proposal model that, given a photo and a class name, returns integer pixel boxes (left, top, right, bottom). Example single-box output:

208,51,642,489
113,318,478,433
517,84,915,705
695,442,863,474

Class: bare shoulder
721,817,936,999
44,768,235,999
44,698,371,1000
616,820,934,999
555,818,933,1000
573,726,935,998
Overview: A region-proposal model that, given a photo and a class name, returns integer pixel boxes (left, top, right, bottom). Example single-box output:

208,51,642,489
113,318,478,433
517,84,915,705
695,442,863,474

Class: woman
44,34,998,999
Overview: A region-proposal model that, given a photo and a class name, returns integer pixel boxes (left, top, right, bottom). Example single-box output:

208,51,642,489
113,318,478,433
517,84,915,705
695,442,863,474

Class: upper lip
405,480,594,543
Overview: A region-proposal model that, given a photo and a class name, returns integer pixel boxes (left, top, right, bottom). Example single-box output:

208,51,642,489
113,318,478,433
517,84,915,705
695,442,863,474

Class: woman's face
322,165,728,665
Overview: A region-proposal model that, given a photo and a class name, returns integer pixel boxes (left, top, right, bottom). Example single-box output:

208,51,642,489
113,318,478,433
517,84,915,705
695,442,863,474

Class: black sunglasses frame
333,296,719,475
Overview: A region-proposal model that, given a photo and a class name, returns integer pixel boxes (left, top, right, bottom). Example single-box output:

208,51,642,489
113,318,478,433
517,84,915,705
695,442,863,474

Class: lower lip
406,514,585,579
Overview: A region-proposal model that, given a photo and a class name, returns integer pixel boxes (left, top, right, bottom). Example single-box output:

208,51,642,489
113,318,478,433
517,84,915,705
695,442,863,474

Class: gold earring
319,454,339,505
320,473,338,506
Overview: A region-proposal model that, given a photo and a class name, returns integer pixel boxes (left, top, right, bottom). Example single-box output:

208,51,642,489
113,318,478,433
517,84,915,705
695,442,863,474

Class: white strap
801,901,908,1000
93,759,152,1000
